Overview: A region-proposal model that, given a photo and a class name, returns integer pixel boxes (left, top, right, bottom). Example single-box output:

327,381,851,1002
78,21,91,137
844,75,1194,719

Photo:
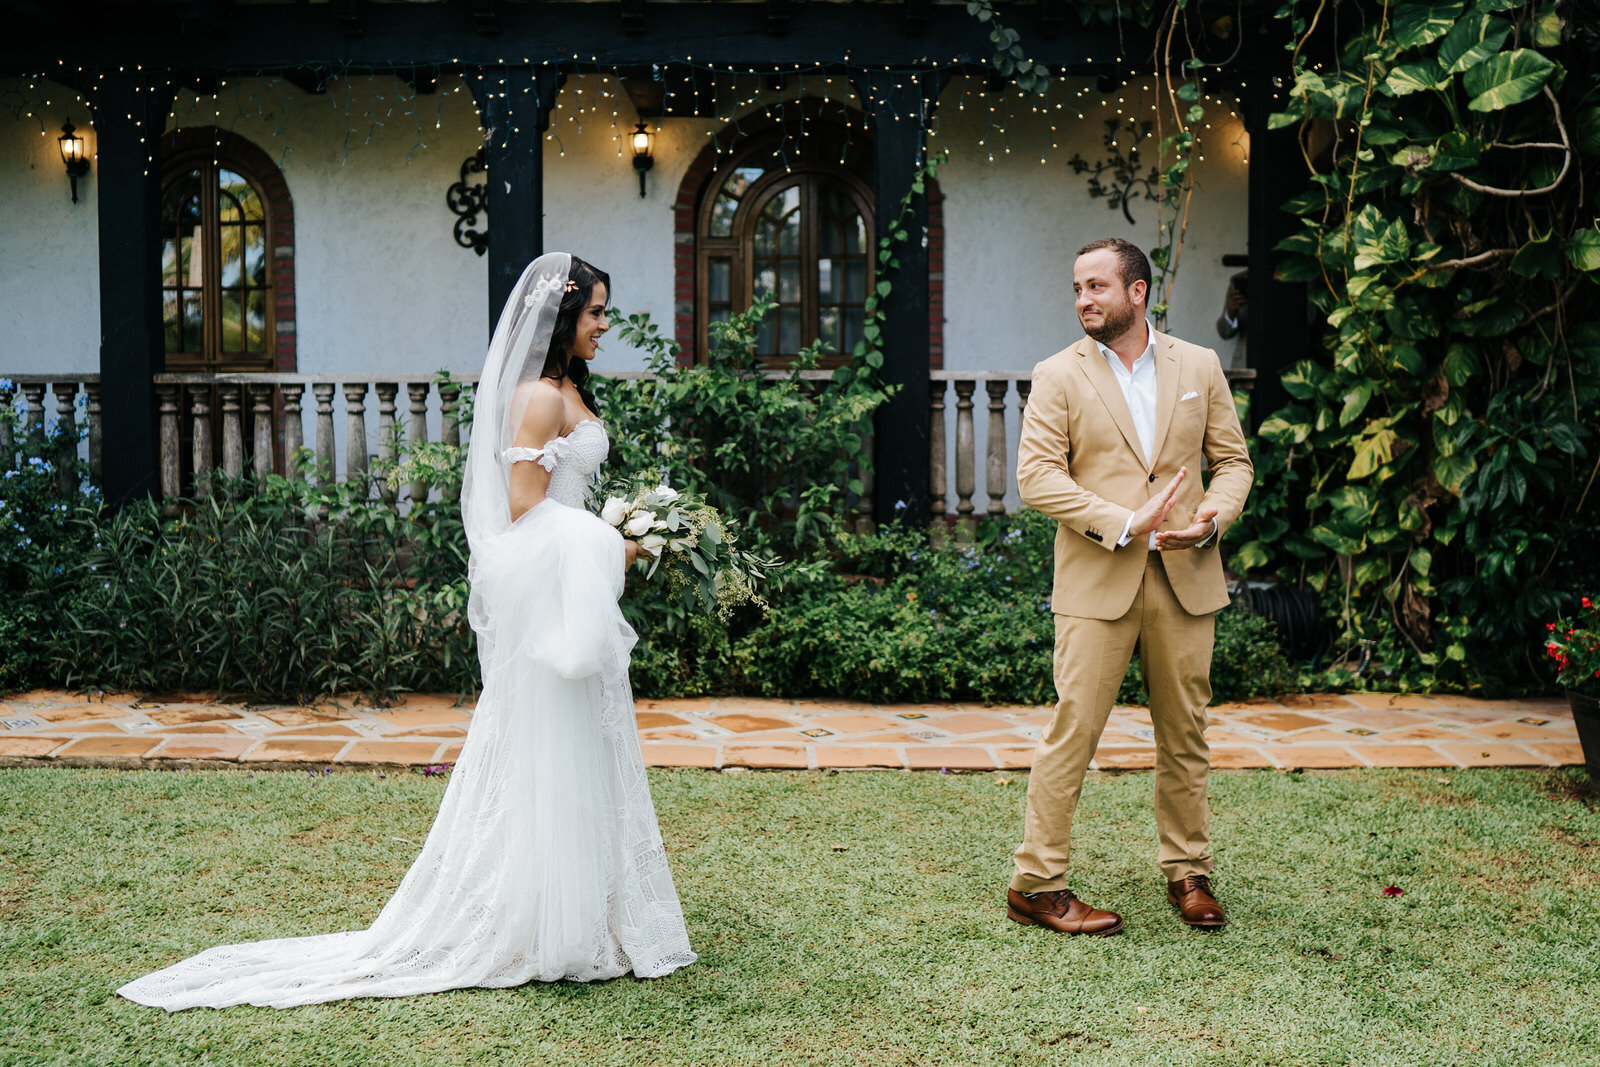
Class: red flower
1383,885,1404,896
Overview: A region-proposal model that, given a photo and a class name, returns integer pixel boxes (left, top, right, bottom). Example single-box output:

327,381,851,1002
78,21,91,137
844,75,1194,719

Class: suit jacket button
1148,473,1156,483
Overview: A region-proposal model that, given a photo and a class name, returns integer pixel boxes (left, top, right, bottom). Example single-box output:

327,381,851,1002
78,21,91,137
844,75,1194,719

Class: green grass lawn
2,765,1598,1066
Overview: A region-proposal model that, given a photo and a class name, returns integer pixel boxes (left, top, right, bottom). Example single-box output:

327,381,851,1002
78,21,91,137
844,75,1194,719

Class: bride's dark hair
540,256,609,415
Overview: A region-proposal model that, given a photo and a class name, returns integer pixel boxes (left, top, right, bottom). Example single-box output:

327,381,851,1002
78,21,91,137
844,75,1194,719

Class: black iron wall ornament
1067,119,1160,226
447,147,489,255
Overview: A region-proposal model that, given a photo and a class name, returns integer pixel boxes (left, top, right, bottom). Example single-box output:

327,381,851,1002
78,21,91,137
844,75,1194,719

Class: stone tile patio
0,690,1583,772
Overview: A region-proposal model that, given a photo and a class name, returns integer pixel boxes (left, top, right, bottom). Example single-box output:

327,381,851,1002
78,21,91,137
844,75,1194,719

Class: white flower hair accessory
524,272,564,309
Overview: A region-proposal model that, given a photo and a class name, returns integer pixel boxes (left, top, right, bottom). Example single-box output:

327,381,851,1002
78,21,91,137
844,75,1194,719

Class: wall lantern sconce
58,120,90,204
629,121,654,198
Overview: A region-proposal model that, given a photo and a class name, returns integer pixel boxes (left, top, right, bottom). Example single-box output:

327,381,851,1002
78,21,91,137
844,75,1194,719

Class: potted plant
1546,596,1600,780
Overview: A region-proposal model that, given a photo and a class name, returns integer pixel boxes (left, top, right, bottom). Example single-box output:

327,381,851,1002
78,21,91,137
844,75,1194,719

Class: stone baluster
0,382,13,469
220,385,245,482
156,383,180,508
312,383,337,482
84,381,103,485
1017,379,1031,418
439,382,462,503
250,384,275,480
985,379,1008,516
281,383,305,472
953,378,976,539
20,382,46,436
52,382,79,497
928,379,947,521
375,382,399,506
343,382,370,493
856,422,875,534
190,388,213,497
407,382,431,505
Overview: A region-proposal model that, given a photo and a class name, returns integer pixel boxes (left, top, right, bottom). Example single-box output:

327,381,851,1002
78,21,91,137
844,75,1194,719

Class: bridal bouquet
599,480,778,620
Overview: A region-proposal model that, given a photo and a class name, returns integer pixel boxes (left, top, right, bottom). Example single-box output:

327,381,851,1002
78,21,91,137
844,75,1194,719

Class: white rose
652,485,680,503
669,537,692,553
625,513,654,537
639,533,667,555
600,497,629,526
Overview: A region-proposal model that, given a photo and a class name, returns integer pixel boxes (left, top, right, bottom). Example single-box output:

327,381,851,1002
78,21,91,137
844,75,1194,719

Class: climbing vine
1228,0,1600,689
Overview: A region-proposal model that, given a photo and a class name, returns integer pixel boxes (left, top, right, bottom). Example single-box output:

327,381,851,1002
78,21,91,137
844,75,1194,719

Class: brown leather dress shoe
1167,874,1226,927
1006,888,1124,936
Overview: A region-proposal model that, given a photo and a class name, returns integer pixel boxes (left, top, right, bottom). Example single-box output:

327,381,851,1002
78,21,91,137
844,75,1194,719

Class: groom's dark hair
542,256,611,416
1076,237,1152,294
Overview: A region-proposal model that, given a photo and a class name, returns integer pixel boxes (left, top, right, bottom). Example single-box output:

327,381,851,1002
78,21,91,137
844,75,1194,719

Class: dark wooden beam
765,0,789,35
619,0,645,36
1038,0,1065,37
93,73,175,506
903,0,929,36
470,0,499,36
1242,75,1307,430
620,71,664,117
333,0,361,38
853,69,950,527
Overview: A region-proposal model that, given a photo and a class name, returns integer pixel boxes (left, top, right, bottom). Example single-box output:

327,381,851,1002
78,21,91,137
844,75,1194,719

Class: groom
1007,238,1253,934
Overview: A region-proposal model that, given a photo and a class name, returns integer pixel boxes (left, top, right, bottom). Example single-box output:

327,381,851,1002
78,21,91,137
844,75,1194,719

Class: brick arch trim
672,100,945,369
161,126,297,371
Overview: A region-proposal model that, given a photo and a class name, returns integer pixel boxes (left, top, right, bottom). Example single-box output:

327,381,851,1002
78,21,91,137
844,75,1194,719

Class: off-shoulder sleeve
501,445,558,473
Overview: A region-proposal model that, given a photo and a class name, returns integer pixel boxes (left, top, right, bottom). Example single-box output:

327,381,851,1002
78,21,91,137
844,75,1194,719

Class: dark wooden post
470,67,565,333
93,74,173,504
856,71,945,526
1242,76,1309,431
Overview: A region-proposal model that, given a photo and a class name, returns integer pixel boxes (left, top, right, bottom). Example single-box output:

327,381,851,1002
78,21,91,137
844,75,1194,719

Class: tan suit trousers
1011,554,1216,891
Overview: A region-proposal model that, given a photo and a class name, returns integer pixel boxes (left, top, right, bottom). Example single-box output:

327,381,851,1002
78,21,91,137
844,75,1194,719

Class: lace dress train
118,422,696,1010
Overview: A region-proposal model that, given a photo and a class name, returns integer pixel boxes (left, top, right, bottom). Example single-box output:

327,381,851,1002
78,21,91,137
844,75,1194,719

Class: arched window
693,116,874,369
161,139,283,372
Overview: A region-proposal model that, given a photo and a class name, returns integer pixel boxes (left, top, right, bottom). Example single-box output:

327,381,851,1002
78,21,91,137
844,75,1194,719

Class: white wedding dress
118,419,697,1011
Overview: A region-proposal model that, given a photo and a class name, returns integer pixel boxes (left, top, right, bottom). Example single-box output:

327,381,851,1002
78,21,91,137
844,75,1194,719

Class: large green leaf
1384,61,1447,97
1533,3,1564,46
1463,49,1555,112
1568,229,1600,272
1349,427,1399,479
1511,234,1564,279
1392,0,1465,48
1438,15,1513,73
1432,451,1477,494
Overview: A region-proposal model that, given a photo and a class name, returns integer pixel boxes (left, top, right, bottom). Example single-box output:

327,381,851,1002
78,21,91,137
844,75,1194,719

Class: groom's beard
1080,299,1138,343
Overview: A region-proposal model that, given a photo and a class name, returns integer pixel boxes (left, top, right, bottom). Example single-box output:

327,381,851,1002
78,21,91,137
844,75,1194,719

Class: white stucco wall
0,80,100,374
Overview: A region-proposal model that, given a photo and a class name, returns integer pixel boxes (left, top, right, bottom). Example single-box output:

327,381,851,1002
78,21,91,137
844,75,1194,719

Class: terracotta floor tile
29,704,129,724
808,714,899,735
1091,747,1158,769
437,744,464,764
1429,708,1512,725
146,706,241,726
279,724,366,738
706,713,795,733
1470,721,1577,740
163,722,243,735
1353,744,1456,768
391,724,469,739
1271,745,1361,769
710,728,813,743
1116,708,1154,723
994,746,1037,769
1235,711,1331,733
1343,693,1443,711
1210,698,1280,711
370,707,473,730
1015,713,1055,727
1208,747,1275,769
390,693,472,709
1202,728,1265,744
793,698,881,714
882,703,961,715
641,743,719,768
635,712,690,730
1524,741,1587,766
1290,728,1381,744
56,736,161,758
0,736,72,757
1319,709,1430,731
1277,693,1360,711
634,698,714,714
257,707,354,728
1383,726,1470,742
1434,742,1551,767
52,722,129,734
1429,697,1530,712
858,731,943,745
814,745,904,769
245,739,349,762
636,728,705,743
930,713,1017,735
148,737,256,761
722,744,809,769
1515,697,1572,714
904,746,994,770
338,741,442,765
710,697,795,714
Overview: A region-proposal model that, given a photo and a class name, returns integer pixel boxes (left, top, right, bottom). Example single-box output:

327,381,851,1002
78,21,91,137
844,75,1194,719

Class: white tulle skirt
118,500,697,1011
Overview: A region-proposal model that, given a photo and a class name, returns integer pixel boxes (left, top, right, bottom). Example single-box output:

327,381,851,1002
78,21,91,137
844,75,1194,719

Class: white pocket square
1180,390,1201,401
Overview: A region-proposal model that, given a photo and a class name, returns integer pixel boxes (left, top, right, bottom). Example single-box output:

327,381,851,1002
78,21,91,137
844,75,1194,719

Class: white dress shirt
1094,322,1159,548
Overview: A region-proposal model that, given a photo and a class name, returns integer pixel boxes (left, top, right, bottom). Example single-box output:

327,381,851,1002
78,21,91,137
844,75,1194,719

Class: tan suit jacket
1017,329,1253,620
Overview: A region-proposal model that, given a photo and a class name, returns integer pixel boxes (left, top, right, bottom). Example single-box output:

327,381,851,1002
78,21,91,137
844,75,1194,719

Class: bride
118,252,697,1010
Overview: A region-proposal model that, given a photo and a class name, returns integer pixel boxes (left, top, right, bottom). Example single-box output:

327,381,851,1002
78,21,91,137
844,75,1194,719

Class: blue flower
0,378,11,392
